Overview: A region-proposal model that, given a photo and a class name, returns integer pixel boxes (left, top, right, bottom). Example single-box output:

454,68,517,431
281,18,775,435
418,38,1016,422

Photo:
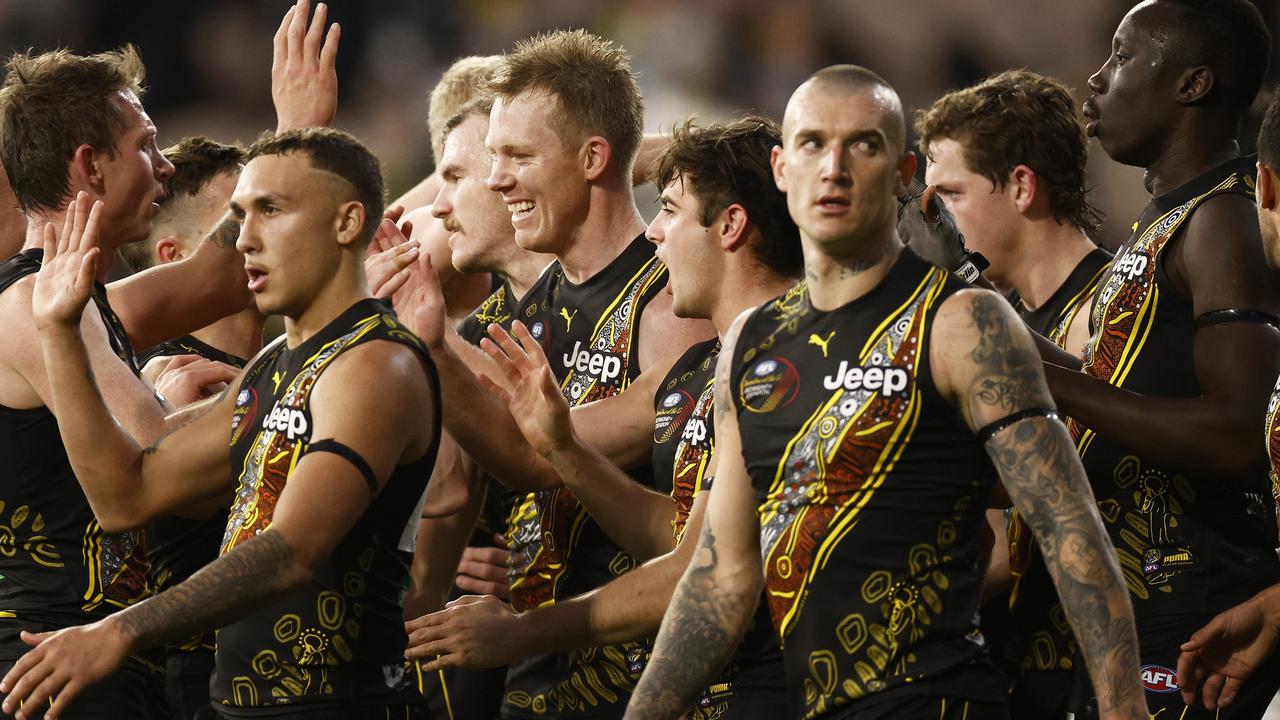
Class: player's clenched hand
1177,588,1280,710
272,0,340,132
405,595,522,670
0,621,132,720
31,193,102,332
478,321,575,457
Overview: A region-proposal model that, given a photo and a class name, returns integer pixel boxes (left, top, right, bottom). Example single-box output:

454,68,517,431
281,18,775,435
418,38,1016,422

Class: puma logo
272,371,283,392
560,307,579,332
808,331,835,357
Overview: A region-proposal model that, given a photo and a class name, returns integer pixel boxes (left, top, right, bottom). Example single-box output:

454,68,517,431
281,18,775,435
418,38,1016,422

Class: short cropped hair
489,29,644,176
1260,89,1280,168
1152,0,1271,117
915,70,1103,235
441,96,495,149
651,116,802,278
247,128,385,245
119,137,246,271
0,46,145,214
427,55,501,164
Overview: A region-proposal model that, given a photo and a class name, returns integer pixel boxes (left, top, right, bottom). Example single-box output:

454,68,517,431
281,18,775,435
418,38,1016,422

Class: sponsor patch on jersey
654,389,695,444
1142,546,1196,578
739,356,800,413
229,387,258,446
821,360,909,396
262,401,310,442
1140,664,1179,693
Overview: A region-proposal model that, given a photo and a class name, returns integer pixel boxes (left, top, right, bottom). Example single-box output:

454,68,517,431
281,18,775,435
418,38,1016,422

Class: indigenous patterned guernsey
501,235,665,719
1069,157,1280,627
0,249,153,654
730,250,1006,719
214,299,440,714
652,338,787,720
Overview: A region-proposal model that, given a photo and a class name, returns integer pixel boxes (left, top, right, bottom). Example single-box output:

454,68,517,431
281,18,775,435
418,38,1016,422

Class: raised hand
897,178,980,274
404,594,522,670
407,256,449,350
272,0,340,132
0,620,133,720
31,194,102,332
1177,588,1280,710
365,212,420,300
477,321,574,458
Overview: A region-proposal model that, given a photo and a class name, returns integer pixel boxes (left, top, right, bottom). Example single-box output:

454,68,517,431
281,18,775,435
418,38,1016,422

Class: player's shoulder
932,286,1015,336
319,337,434,402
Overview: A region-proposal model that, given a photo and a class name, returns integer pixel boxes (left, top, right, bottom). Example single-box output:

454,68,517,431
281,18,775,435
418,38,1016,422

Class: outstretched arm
625,314,763,720
32,197,237,532
1046,195,1280,479
932,289,1146,720
405,482,712,670
480,321,676,559
0,339,437,719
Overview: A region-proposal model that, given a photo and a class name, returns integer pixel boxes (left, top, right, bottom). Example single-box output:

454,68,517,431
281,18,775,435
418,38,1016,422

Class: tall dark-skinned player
1039,2,1280,716
0,127,441,720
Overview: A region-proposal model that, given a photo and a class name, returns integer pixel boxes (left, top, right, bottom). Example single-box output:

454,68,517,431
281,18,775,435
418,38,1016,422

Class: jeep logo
681,417,709,448
1115,252,1149,281
562,341,623,386
822,361,909,396
262,402,309,441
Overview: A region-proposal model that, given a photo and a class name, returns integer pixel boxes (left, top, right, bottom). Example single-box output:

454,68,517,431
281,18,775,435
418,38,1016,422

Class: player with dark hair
1038,1,1280,715
0,126,442,720
404,115,800,720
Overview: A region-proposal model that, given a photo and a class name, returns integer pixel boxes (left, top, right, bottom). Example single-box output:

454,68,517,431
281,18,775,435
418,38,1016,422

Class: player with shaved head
624,65,1147,720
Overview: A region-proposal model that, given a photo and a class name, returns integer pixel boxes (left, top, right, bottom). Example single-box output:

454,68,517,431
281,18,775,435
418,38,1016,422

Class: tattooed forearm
204,215,241,249
968,294,1042,413
987,417,1146,718
108,529,303,648
625,522,756,719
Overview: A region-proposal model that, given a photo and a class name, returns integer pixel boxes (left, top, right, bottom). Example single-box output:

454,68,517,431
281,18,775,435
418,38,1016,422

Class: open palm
479,320,574,458
31,195,102,332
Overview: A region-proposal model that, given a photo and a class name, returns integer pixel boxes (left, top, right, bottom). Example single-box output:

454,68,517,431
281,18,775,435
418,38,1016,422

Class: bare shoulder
317,339,434,403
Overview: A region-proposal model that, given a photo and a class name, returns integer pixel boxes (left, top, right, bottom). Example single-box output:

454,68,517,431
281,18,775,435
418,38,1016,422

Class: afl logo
1140,664,1179,693
229,387,258,446
653,390,695,444
529,321,546,340
739,356,800,413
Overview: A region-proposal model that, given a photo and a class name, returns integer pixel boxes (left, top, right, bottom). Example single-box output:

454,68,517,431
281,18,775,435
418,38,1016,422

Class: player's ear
771,145,788,193
895,151,917,197
1010,165,1038,215
335,200,366,247
70,144,105,197
582,136,612,182
1175,65,1213,105
718,203,750,252
156,237,182,263
1258,162,1277,211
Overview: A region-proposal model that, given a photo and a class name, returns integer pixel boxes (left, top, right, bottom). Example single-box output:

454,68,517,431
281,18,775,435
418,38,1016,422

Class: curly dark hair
650,115,802,278
915,69,1102,236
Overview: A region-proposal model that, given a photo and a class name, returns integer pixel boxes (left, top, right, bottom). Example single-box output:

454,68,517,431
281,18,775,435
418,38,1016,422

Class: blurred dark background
3,0,1275,244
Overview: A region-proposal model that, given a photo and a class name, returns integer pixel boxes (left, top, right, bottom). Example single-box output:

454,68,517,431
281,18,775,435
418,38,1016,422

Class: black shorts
834,695,1010,720
1008,669,1073,720
415,658,505,720
0,656,167,720
166,649,217,720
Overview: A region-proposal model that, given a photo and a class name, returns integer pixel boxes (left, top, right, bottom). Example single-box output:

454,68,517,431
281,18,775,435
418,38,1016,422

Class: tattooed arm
931,289,1147,720
108,214,253,349
1,340,439,719
625,312,763,720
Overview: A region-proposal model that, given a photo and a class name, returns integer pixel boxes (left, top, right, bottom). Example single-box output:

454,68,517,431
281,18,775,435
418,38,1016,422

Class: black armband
976,407,1059,445
1194,309,1280,331
305,438,378,495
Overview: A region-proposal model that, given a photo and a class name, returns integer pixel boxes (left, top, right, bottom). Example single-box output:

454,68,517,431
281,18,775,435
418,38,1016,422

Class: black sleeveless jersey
731,250,1006,719
651,338,718,539
1069,156,1280,620
143,337,248,655
501,235,667,719
212,299,440,713
652,338,787,718
0,249,152,659
987,247,1112,680
1267,374,1280,509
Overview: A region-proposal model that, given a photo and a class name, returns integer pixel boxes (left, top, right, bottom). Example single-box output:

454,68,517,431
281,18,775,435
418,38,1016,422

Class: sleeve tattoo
968,295,1143,717
109,529,301,648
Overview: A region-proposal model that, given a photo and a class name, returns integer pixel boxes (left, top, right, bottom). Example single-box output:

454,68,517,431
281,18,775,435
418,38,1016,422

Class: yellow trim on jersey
1113,284,1159,389
588,255,663,339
